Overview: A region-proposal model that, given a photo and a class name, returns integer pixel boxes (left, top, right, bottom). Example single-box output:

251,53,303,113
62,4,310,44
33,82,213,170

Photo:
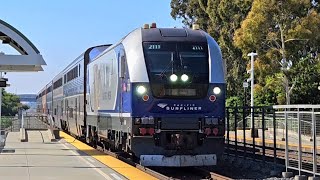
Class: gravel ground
207,155,289,179
151,155,316,179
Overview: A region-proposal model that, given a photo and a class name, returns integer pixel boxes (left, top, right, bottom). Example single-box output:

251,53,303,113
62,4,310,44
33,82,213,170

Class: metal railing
1,116,20,132
226,105,320,176
273,105,320,177
225,106,278,165
22,113,50,130
0,113,49,133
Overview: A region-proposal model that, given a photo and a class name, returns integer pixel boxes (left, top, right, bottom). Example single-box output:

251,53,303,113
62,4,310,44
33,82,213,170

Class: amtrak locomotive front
130,24,226,166
36,23,226,167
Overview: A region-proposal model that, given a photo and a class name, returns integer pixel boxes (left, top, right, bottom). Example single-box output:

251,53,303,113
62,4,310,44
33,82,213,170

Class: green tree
170,0,210,30
226,96,242,107
171,0,320,105
171,0,252,100
1,89,23,116
289,55,320,104
234,0,320,105
21,104,30,111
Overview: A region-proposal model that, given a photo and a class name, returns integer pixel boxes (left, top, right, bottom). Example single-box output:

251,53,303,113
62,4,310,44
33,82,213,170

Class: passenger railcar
37,23,226,167
37,86,47,114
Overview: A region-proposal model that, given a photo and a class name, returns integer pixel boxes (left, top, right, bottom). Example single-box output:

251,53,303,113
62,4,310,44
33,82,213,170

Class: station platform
0,130,156,180
227,129,320,152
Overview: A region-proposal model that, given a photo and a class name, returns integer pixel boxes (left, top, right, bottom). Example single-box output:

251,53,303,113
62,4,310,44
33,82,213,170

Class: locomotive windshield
143,42,209,99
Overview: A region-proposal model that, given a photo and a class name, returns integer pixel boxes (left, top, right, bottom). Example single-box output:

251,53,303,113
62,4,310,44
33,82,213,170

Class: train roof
90,25,224,83
141,27,207,42
91,26,210,62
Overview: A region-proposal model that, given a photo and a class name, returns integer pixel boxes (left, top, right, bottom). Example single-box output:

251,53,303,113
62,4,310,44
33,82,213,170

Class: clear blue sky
0,0,182,94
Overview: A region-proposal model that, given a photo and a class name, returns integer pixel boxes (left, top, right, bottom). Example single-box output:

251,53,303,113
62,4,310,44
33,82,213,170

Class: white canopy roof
0,19,46,72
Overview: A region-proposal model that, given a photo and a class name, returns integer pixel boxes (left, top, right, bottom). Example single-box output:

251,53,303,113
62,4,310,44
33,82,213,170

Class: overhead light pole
247,52,257,109
247,52,257,136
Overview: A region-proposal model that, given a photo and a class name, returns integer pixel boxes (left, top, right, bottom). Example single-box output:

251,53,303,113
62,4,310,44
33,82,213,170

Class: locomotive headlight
137,116,154,124
181,74,189,82
141,117,149,124
205,117,219,125
148,116,154,124
213,87,221,95
205,118,213,125
136,85,147,94
170,74,178,82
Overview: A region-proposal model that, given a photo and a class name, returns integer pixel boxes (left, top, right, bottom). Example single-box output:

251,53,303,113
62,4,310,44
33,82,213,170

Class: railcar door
119,51,128,128
66,99,70,132
119,55,124,125
75,98,78,136
118,52,125,150
58,100,63,129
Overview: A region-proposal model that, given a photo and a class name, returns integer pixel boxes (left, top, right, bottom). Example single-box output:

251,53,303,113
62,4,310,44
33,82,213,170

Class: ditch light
136,85,147,94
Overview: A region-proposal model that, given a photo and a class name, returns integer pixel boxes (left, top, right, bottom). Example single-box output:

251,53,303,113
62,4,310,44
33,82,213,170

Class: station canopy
0,19,46,72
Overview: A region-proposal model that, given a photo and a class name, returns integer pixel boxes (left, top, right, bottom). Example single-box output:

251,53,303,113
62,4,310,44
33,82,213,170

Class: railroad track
193,167,233,180
226,140,319,161
150,166,232,180
226,140,320,173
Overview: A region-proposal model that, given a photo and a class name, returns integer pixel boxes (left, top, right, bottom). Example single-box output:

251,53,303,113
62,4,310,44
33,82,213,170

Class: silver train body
37,25,226,166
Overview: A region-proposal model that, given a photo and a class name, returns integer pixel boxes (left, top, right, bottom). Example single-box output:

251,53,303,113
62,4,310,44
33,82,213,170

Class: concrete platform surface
0,130,127,180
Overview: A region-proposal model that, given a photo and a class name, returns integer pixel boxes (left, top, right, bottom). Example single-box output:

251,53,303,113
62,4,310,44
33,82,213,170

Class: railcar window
75,66,78,78
145,51,175,73
47,86,52,93
179,52,208,73
53,78,63,89
66,66,79,83
88,46,110,62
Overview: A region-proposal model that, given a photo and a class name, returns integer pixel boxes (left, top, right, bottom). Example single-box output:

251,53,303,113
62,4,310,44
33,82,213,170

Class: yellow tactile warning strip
60,131,157,180
228,134,320,151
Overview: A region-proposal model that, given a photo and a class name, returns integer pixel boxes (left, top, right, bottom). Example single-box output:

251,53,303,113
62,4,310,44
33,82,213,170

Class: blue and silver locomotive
37,23,226,166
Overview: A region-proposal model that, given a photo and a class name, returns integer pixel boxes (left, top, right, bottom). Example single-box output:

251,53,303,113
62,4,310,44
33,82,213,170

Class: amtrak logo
157,103,202,111
157,103,168,108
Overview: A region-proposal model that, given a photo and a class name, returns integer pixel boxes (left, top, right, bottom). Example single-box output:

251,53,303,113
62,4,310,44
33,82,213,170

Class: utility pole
243,82,249,107
247,52,257,135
